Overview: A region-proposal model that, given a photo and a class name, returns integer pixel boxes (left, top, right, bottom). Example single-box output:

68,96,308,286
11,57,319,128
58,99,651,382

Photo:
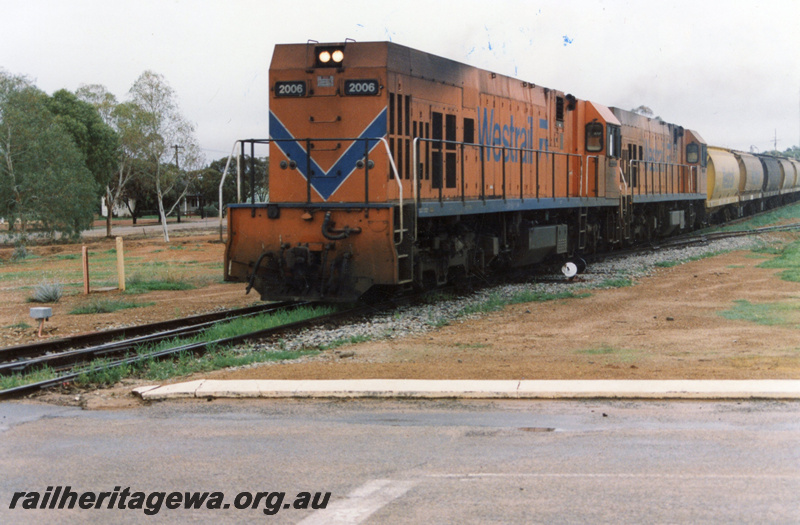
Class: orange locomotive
224,41,708,301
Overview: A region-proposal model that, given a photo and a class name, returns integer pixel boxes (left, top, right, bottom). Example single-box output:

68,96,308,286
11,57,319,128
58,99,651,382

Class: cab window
607,124,621,158
585,122,603,152
686,143,699,164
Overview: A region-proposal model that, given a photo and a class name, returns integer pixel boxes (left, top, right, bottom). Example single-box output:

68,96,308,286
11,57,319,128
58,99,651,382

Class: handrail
618,165,629,194
218,137,403,243
585,155,601,198
627,159,696,196
218,140,243,242
412,137,421,243
376,137,403,245
412,137,586,205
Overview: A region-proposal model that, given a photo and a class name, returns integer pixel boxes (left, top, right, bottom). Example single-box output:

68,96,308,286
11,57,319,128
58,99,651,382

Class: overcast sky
2,0,799,162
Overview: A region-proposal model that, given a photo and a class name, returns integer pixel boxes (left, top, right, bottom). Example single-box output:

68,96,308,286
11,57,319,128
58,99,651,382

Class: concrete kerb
132,379,800,401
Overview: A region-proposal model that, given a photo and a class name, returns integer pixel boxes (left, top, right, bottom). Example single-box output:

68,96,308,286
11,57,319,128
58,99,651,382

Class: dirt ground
0,228,260,347
208,245,800,382
6,225,800,409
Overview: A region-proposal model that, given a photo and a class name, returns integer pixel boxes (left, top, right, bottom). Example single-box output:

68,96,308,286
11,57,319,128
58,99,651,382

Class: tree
75,83,117,125
0,71,97,239
47,89,119,205
126,71,203,242
77,85,158,236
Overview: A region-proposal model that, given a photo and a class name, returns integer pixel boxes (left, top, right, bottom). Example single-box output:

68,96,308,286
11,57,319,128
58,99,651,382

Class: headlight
315,46,345,68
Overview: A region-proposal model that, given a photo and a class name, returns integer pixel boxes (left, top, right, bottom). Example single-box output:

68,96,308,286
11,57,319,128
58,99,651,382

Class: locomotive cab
582,101,623,198
225,42,406,302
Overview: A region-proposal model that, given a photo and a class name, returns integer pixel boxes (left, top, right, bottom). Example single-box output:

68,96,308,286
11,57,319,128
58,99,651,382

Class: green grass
140,348,313,383
756,240,800,282
576,344,640,363
460,290,590,316
125,277,195,293
201,305,336,340
751,244,784,256
69,298,155,315
74,358,135,386
598,277,634,288
718,299,800,326
577,344,617,355
0,365,58,391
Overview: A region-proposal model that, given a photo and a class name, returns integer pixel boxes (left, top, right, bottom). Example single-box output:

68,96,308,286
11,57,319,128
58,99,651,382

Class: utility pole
174,145,184,223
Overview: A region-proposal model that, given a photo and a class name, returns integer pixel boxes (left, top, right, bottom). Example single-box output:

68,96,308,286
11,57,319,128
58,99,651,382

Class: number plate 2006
274,81,307,97
344,79,380,96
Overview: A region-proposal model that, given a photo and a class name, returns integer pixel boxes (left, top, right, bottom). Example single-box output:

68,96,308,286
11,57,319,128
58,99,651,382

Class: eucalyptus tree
126,71,203,242
77,83,132,237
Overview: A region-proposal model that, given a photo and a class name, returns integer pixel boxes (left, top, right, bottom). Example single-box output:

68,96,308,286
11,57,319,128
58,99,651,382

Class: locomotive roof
271,41,563,96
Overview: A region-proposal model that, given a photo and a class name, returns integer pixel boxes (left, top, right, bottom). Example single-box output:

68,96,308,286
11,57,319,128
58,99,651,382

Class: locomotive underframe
410,196,706,290
227,188,797,302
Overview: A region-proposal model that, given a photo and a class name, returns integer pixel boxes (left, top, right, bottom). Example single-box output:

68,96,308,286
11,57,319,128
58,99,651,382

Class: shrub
31,280,63,303
11,243,28,262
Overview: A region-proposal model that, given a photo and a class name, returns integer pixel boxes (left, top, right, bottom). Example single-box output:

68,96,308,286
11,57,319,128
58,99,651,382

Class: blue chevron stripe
269,108,388,201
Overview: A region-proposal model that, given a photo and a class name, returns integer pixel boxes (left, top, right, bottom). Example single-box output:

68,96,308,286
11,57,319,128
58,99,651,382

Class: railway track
0,300,374,399
653,222,800,250
0,280,448,400
588,221,800,266
0,302,297,364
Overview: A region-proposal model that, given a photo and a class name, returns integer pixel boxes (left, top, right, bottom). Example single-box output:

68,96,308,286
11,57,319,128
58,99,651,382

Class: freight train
224,41,800,301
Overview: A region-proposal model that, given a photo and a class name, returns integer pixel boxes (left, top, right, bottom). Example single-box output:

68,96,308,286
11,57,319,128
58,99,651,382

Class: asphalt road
1,398,798,524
